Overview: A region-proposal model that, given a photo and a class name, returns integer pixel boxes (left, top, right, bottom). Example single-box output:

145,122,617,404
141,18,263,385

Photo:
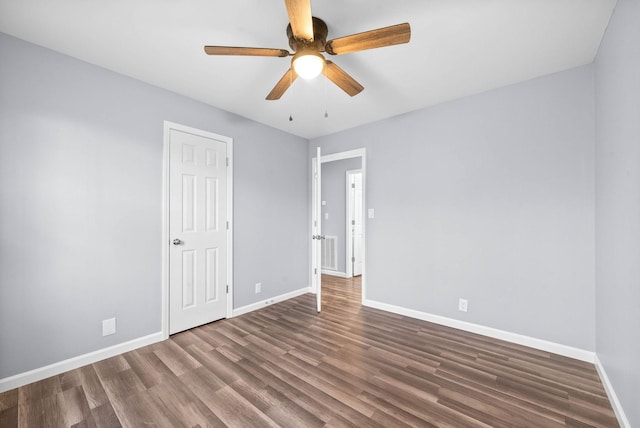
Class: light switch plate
368,208,375,219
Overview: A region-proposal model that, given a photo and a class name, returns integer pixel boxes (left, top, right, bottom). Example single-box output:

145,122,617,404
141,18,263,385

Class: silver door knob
172,238,182,245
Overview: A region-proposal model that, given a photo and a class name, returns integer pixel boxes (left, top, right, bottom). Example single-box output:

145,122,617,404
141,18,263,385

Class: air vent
321,236,338,270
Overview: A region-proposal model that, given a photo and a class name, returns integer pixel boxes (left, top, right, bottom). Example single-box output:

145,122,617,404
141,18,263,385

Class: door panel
205,247,219,302
169,128,228,334
313,147,322,312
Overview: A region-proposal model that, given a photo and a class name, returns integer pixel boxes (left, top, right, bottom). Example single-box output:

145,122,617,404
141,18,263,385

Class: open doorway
312,148,366,311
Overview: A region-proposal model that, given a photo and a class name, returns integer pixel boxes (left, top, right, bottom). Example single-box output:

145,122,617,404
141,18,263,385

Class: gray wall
0,33,308,379
312,65,596,351
321,158,361,273
594,0,640,425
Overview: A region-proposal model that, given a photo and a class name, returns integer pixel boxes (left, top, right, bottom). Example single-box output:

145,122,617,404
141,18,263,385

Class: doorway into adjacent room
311,148,366,313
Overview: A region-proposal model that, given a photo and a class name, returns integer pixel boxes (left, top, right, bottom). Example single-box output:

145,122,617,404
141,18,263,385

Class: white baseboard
0,287,312,393
4,295,620,426
362,299,596,363
0,332,164,393
232,287,311,317
366,298,629,426
595,355,631,428
321,269,349,278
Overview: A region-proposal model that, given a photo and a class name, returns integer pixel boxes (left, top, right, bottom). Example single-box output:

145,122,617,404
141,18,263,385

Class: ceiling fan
204,0,411,100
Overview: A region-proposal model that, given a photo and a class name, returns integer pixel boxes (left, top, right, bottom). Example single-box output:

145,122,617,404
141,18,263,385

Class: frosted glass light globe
293,53,324,80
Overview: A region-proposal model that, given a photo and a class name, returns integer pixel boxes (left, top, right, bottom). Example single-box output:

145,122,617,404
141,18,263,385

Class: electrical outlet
458,298,468,313
102,318,116,336
255,282,261,294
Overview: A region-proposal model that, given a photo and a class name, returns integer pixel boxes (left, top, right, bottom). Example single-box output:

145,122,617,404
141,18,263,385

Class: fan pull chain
324,74,329,118
289,68,294,122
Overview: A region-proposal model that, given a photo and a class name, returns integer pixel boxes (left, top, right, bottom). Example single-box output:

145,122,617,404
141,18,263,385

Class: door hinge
314,268,317,275
226,220,229,230
352,257,356,263
226,157,229,167
351,183,356,188
351,220,356,225
226,285,229,294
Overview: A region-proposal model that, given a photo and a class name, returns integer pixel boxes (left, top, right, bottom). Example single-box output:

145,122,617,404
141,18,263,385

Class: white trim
321,269,348,278
226,138,234,318
162,121,233,337
161,121,172,336
595,355,631,428
232,287,311,317
321,148,365,163
363,298,596,363
0,332,164,393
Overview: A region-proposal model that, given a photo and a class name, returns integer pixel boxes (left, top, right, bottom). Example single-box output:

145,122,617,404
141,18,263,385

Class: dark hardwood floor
0,275,619,427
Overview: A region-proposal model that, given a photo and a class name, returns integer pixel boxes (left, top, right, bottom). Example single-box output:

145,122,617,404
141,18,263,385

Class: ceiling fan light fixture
292,52,324,80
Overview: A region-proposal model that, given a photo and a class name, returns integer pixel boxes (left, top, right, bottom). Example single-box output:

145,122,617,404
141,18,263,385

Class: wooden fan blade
322,61,364,97
284,0,314,41
204,46,290,57
266,68,298,100
325,23,411,55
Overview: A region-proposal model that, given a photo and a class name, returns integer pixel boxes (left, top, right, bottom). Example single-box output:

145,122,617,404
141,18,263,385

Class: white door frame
345,169,363,278
311,148,366,304
161,121,233,339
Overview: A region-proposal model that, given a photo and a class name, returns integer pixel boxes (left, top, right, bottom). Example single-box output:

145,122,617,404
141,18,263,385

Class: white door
169,127,229,334
349,172,364,276
312,147,322,312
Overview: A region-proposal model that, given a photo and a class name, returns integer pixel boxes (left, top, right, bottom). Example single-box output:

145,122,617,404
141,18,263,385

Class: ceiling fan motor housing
287,17,328,53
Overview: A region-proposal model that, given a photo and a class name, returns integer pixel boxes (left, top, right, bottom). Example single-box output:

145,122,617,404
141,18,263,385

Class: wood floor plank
99,369,145,402
430,365,568,426
151,339,202,377
108,389,174,427
74,366,109,411
3,275,620,427
88,403,120,428
17,376,62,404
58,386,94,427
147,374,222,427
265,397,325,428
92,355,130,382
0,405,19,427
203,385,280,427
0,388,18,411
122,349,173,389
358,390,439,427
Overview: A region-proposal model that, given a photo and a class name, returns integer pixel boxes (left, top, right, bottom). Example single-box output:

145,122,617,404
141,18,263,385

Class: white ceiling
0,0,615,139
